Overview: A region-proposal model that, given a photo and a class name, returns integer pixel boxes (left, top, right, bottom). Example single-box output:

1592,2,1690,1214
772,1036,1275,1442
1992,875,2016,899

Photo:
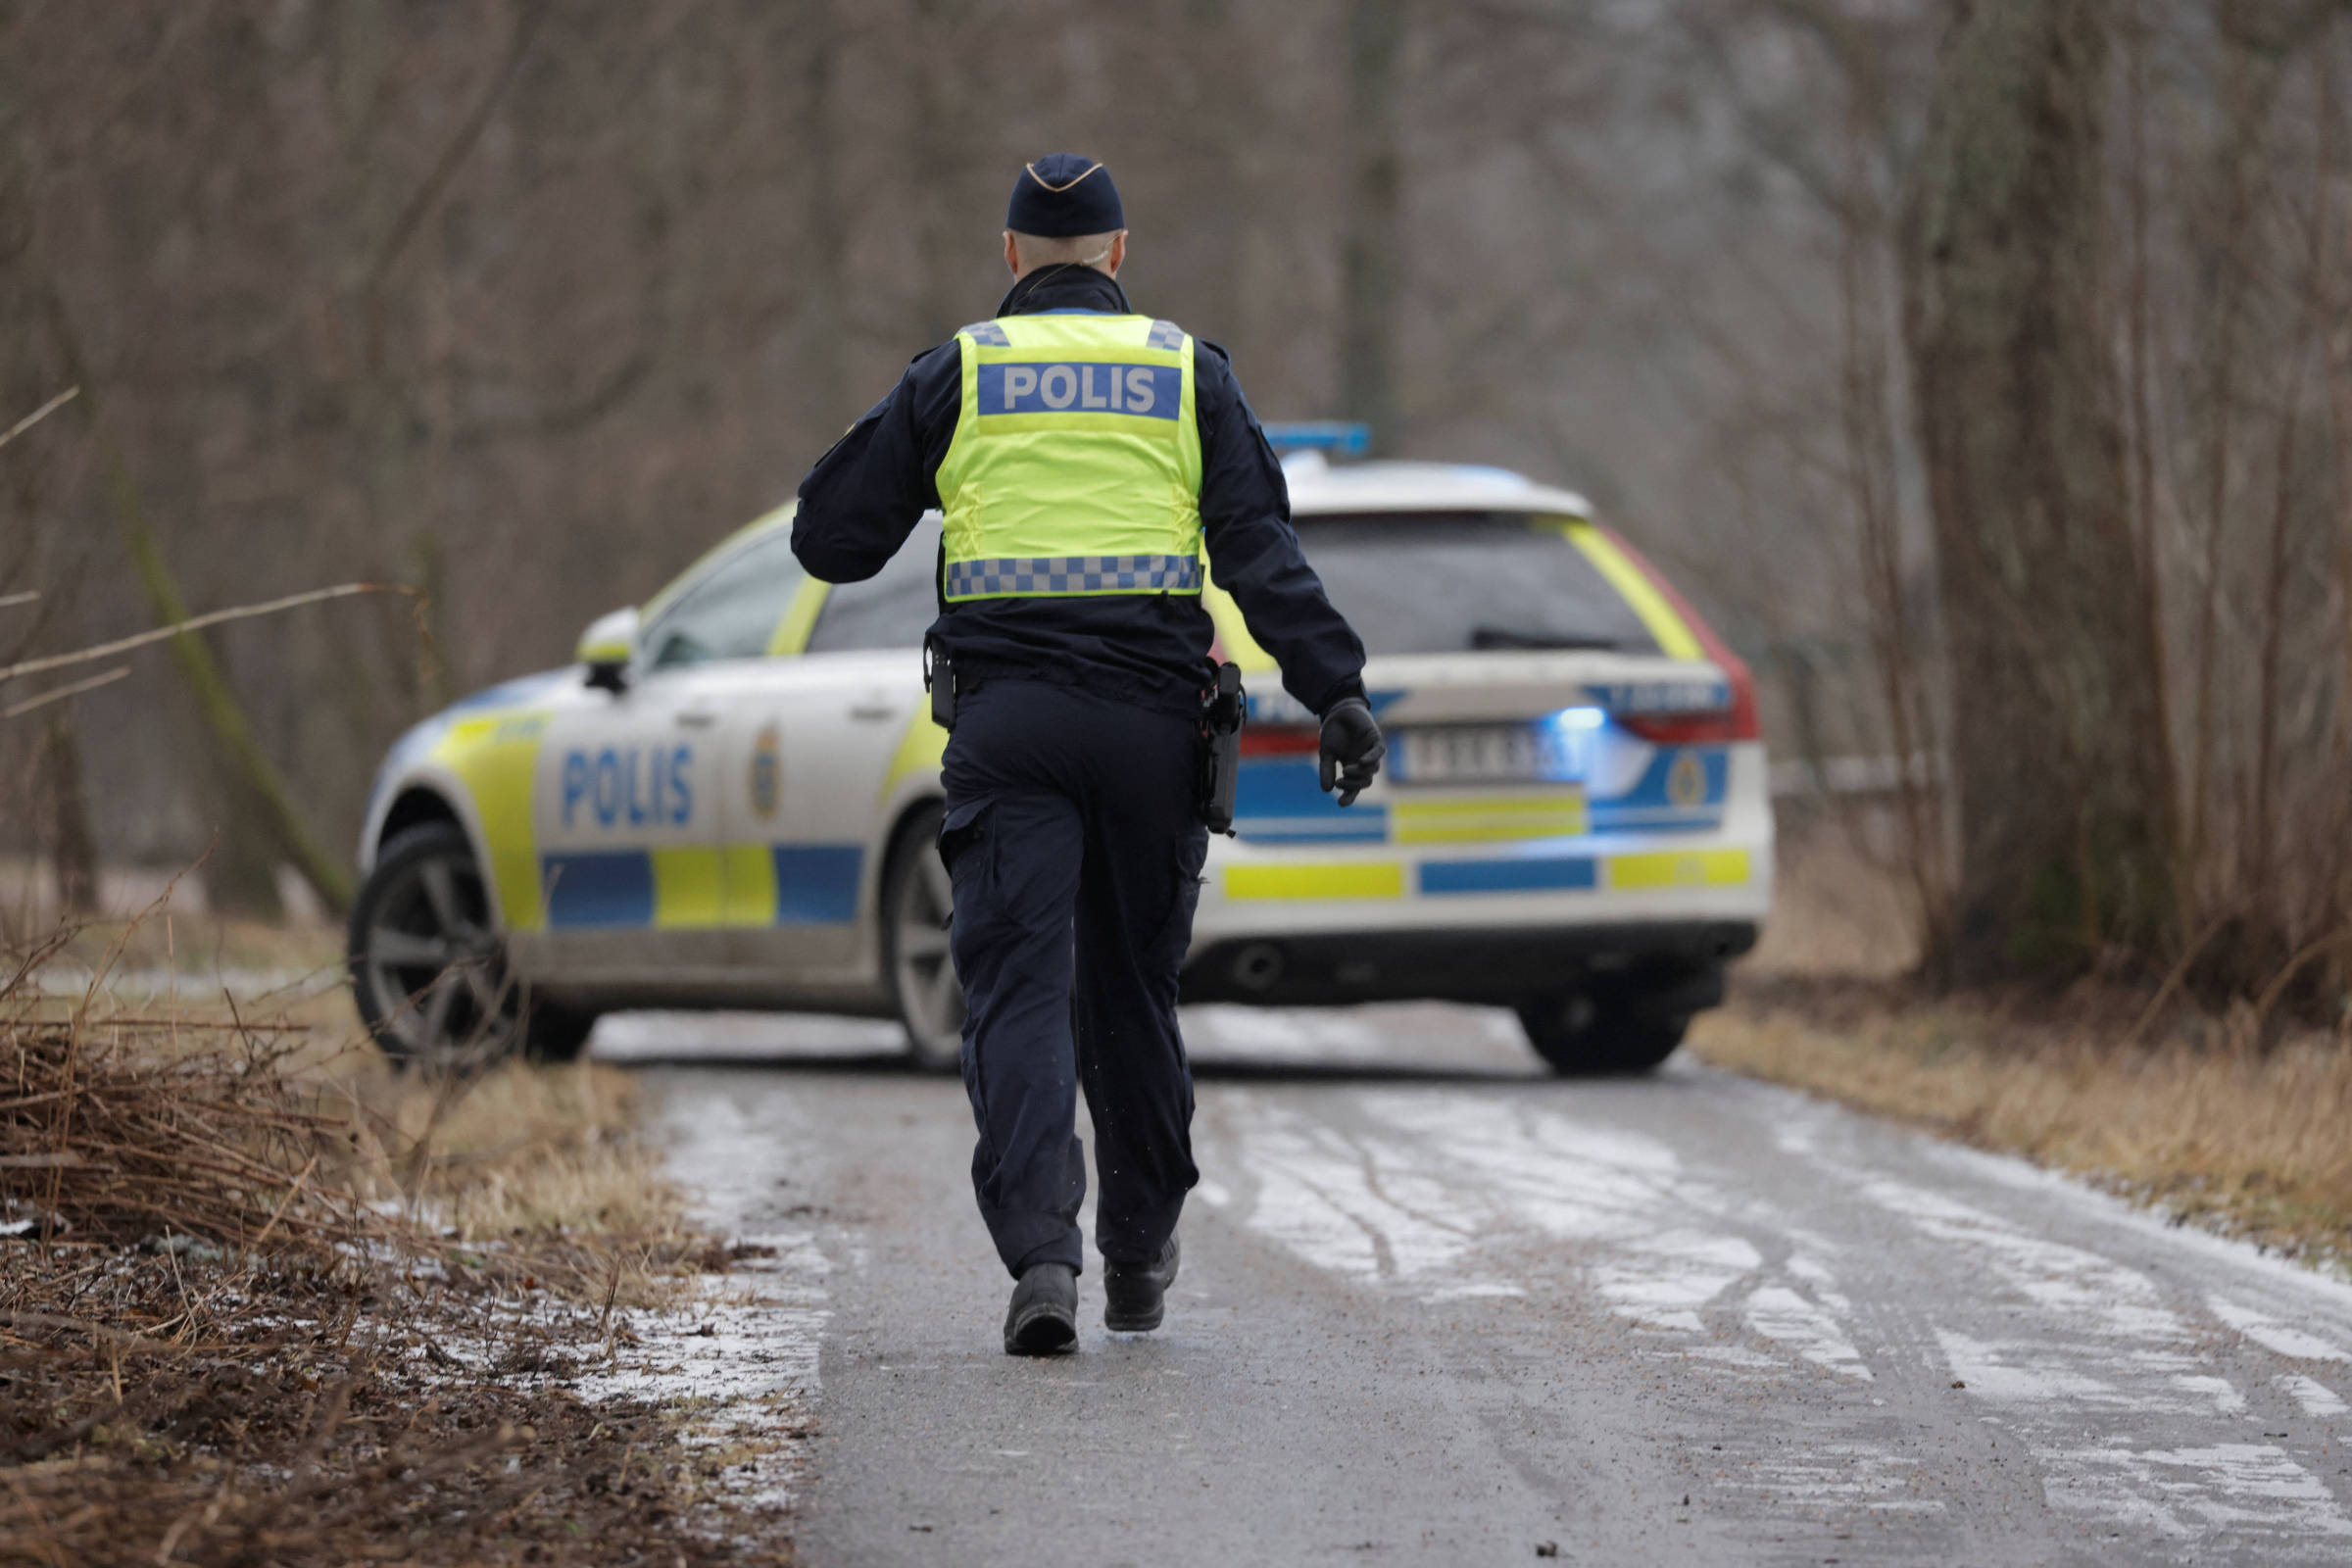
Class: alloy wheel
891,832,964,1068
359,840,515,1065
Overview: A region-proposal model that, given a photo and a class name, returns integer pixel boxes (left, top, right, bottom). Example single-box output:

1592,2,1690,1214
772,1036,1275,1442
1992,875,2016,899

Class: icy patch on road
1591,1229,1758,1333
1185,1006,1385,1060
1744,1284,1871,1379
1836,1147,2352,1553
596,1010,902,1063
2281,1374,2349,1418
1867,1177,2188,1344
2209,1294,2352,1362
1731,1445,1943,1515
605,1082,833,1520
2040,1443,2352,1544
1935,1329,2118,1404
1216,1087,1876,1380
1235,1101,1488,1284
571,1234,826,1516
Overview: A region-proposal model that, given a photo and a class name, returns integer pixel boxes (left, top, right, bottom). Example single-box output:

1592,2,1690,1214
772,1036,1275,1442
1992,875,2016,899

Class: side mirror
577,607,640,694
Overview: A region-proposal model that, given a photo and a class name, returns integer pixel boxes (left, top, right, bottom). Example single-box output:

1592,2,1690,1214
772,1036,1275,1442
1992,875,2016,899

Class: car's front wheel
881,803,965,1072
1516,962,1725,1076
350,821,591,1068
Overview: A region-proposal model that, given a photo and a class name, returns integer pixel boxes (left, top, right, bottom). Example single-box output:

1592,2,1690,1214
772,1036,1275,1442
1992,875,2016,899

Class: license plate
1392,724,1581,786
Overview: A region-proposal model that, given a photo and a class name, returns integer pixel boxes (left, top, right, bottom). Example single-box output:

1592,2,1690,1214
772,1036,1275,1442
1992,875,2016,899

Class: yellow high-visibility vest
936,312,1204,602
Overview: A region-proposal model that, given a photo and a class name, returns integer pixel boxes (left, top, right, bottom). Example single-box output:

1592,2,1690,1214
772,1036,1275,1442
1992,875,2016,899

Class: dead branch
0,665,126,721
0,388,76,453
0,583,399,685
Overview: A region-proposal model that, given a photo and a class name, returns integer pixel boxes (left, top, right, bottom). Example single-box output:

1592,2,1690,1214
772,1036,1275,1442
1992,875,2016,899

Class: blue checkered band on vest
1146,319,1185,351
962,319,1011,346
945,554,1202,598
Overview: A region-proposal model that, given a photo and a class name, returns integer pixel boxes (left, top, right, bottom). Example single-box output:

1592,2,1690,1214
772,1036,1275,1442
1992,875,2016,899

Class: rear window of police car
800,510,1662,660
1293,512,1661,658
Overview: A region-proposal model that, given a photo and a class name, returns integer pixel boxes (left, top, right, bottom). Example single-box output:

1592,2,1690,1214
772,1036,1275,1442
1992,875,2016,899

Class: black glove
1318,696,1386,808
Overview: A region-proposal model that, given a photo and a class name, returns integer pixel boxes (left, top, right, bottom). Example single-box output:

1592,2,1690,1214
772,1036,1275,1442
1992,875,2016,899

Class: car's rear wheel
1516,962,1724,1076
350,821,591,1068
882,803,964,1071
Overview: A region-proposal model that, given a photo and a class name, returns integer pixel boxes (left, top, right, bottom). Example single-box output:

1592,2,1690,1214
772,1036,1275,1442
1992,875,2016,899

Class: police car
349,447,1771,1074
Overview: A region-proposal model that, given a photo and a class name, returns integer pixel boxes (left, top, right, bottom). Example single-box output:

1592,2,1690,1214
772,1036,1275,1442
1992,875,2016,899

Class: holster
1198,662,1246,835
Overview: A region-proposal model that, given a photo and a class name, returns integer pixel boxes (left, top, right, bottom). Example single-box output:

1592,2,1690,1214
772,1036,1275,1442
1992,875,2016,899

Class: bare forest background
4,0,2350,1014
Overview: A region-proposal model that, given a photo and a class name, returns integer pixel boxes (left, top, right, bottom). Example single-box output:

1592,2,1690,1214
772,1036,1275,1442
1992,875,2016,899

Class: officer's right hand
1318,697,1386,808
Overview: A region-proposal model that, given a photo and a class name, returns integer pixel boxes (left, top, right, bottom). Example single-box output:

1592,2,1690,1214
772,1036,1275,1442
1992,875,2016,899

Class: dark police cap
1006,153,1124,238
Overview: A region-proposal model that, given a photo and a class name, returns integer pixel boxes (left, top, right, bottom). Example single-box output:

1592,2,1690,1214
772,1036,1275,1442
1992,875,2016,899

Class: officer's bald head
1004,229,1126,279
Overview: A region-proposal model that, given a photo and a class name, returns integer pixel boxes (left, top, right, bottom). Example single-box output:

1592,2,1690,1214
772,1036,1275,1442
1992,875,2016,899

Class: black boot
1003,1262,1079,1356
1103,1233,1180,1333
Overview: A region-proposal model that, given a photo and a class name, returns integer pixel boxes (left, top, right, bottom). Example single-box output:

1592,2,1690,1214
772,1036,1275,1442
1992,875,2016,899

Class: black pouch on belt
924,636,955,730
1198,662,1246,834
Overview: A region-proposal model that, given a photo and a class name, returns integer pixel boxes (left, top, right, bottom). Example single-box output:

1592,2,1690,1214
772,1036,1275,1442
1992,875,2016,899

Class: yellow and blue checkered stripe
943,554,1201,598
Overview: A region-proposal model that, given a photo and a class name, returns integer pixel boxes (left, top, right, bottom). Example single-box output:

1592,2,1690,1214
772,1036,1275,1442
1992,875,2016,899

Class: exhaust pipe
1231,943,1285,993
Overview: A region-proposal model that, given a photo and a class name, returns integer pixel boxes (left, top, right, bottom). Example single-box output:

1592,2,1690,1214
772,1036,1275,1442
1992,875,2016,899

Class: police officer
792,154,1386,1355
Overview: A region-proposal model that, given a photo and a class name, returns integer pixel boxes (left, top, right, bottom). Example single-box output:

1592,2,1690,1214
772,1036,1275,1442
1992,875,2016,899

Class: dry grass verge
0,924,795,1566
1693,974,2352,1269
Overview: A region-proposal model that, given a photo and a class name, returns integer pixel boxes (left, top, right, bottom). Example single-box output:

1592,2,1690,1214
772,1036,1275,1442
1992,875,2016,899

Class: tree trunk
1339,0,1404,450
1898,0,2176,983
35,711,96,916
910,0,972,351
798,0,847,428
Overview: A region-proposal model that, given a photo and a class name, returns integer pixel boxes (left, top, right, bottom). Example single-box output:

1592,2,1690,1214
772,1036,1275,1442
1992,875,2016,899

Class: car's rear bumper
1179,918,1758,1006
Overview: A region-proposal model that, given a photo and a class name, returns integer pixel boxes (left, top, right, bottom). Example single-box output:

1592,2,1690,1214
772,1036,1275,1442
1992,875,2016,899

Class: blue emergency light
1261,421,1371,458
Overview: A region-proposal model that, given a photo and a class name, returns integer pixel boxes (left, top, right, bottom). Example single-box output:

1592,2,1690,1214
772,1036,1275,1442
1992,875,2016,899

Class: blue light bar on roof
1261,421,1370,458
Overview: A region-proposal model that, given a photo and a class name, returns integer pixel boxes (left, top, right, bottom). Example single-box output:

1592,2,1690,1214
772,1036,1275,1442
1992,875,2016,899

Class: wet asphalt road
600,1005,2352,1567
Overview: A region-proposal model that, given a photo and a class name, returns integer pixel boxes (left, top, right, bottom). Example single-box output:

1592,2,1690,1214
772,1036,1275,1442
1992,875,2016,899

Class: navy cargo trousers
938,678,1208,1279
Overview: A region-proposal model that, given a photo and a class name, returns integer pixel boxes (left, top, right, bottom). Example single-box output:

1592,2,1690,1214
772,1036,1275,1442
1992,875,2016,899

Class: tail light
1239,723,1320,758
1613,661,1760,745
1594,523,1764,746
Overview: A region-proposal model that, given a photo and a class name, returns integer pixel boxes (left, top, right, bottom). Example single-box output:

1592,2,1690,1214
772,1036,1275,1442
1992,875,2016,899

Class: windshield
642,528,807,668
1291,513,1661,658
805,514,943,654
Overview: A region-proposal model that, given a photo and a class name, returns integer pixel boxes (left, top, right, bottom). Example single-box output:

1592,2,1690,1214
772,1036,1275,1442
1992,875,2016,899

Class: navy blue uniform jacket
791,266,1367,717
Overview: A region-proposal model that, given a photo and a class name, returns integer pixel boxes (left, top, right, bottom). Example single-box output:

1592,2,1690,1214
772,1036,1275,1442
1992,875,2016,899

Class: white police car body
350,459,1770,1074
